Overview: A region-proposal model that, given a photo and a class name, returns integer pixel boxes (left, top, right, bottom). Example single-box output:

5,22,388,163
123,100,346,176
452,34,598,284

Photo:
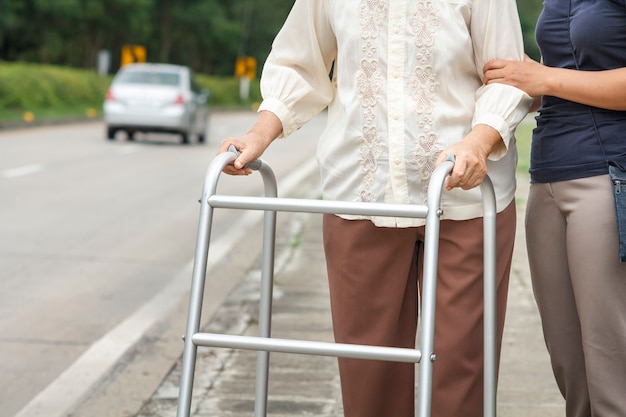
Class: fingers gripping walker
176,147,498,417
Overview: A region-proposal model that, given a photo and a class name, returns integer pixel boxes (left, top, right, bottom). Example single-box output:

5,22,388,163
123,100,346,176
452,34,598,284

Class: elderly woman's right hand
219,132,269,176
218,110,282,176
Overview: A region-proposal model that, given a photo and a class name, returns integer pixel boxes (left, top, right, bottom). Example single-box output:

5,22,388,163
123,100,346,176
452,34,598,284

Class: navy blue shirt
531,0,626,183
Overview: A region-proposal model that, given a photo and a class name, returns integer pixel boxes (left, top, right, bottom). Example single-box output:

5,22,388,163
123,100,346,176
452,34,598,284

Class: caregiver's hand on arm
483,55,547,98
484,55,626,111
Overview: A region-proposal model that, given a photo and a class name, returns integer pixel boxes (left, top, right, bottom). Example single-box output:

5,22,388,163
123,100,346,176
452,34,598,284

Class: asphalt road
0,111,326,417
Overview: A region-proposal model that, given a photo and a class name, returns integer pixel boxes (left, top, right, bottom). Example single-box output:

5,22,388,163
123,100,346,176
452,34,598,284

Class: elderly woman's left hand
436,124,503,191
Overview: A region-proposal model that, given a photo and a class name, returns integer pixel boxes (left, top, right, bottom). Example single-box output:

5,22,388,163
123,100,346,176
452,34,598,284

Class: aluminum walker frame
176,148,498,417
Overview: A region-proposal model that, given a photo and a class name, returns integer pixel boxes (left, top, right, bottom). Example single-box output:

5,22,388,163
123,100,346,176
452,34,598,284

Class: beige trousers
525,175,626,417
322,201,516,417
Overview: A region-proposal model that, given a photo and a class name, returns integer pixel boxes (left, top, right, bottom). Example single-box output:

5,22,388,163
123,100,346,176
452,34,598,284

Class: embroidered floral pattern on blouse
360,0,387,39
361,125,382,171
409,1,442,182
358,60,384,109
410,2,438,49
416,131,439,180
357,0,387,202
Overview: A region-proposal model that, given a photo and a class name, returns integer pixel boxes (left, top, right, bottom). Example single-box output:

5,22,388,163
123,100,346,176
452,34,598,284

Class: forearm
544,67,626,110
248,110,283,148
466,124,505,158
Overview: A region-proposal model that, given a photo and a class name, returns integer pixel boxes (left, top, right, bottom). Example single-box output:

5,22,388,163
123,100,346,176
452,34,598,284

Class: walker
175,147,498,417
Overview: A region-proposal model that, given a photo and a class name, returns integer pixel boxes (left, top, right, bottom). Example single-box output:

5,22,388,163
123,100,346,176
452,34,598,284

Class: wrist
543,67,564,98
246,130,275,151
248,110,283,145
466,124,503,158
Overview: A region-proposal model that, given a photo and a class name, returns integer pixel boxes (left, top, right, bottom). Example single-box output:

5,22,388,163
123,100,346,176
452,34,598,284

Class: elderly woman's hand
218,110,282,176
436,124,503,191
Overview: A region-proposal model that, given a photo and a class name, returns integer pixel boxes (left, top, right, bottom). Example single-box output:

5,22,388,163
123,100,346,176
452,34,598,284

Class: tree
0,0,27,61
147,0,240,74
0,0,543,76
517,0,543,60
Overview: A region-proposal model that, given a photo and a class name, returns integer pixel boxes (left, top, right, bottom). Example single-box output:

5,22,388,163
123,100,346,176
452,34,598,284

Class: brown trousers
322,202,516,417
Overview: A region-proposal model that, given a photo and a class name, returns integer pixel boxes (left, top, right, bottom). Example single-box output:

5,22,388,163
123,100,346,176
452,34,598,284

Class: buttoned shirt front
258,0,532,227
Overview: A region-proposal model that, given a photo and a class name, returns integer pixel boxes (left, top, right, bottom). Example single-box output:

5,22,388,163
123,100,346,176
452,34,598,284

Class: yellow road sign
235,56,257,80
121,45,146,66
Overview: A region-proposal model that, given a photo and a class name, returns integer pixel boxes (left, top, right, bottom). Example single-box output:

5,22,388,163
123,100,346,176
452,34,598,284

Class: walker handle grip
228,145,262,171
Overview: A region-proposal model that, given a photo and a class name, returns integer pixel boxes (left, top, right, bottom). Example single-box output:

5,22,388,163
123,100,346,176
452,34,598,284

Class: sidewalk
136,174,565,417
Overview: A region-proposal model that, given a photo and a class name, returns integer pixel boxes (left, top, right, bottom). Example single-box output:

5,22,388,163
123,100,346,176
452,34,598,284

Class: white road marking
14,157,319,417
2,164,44,179
117,146,141,155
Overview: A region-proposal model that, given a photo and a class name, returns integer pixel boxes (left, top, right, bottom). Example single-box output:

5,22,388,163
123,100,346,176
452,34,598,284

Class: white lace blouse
258,0,532,227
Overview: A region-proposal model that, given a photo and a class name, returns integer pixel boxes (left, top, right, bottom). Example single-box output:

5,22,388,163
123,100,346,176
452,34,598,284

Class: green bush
0,61,261,122
196,75,262,109
0,61,111,110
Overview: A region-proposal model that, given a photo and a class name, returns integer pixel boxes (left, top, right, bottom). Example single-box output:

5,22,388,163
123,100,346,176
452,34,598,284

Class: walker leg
481,177,498,417
253,210,277,417
176,151,238,417
176,201,216,417
416,206,442,417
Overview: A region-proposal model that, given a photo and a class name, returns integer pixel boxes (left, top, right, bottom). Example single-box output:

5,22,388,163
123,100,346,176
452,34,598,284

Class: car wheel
107,127,116,140
127,131,136,141
197,134,205,144
181,132,190,145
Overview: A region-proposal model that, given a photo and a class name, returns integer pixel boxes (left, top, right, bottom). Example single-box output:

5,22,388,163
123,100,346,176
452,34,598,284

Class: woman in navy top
484,1,626,416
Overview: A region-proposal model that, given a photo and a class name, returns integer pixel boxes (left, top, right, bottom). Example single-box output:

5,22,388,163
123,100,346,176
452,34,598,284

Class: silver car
104,63,210,144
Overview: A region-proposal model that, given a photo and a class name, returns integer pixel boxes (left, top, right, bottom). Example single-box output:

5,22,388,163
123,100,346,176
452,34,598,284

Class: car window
116,70,181,87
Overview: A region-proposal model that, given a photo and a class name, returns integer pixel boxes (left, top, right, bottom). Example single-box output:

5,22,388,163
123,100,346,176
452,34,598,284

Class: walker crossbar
192,333,423,363
208,195,429,218
175,149,498,417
